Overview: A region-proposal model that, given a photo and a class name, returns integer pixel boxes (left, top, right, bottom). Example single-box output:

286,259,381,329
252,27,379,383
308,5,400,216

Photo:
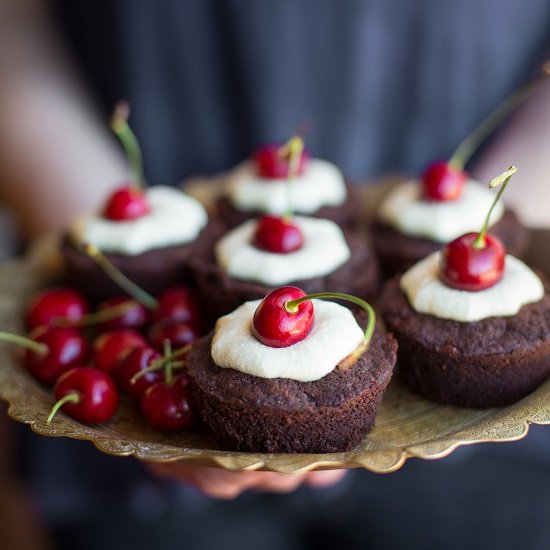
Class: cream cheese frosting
378,180,505,242
214,216,351,285
400,251,544,322
211,299,365,382
225,159,347,214
71,186,208,256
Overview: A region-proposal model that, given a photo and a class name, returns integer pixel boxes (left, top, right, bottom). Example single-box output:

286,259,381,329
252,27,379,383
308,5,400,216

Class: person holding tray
0,1,550,550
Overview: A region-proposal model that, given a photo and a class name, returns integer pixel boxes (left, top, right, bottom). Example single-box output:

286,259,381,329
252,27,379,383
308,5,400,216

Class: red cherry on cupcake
93,329,146,376
253,215,304,253
118,346,163,400
440,166,517,291
253,143,310,179
47,367,119,424
103,185,151,221
141,373,196,430
252,286,314,348
20,326,88,384
26,288,89,330
422,161,466,202
103,102,150,221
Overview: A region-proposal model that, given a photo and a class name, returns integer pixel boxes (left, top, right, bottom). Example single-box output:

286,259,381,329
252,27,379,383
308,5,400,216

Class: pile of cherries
15,285,204,430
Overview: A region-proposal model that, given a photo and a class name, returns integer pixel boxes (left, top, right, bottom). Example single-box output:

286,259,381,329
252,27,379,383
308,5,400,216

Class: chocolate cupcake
187,296,397,453
62,186,208,303
372,179,529,278
189,216,379,320
379,252,550,407
216,144,360,228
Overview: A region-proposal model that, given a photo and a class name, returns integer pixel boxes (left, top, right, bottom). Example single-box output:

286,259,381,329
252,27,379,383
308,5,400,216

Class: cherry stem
0,331,48,355
111,101,145,188
81,244,158,310
53,300,138,328
278,136,304,221
285,292,376,349
449,65,550,170
46,392,80,424
130,345,191,385
473,166,517,249
163,340,173,384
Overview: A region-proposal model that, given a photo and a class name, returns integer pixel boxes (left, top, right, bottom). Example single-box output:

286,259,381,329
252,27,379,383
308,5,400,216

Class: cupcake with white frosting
216,143,360,228
189,214,379,320
186,286,397,453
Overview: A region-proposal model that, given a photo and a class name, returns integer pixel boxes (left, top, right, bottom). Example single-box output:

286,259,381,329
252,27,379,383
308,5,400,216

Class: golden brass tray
0,231,549,474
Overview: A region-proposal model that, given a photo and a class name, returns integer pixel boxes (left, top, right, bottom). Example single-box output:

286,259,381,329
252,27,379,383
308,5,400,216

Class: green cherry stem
285,292,376,349
130,345,191,385
46,393,80,424
279,136,304,221
163,340,173,384
111,102,145,188
53,300,138,328
449,65,550,170
0,331,48,355
473,166,517,249
81,244,158,310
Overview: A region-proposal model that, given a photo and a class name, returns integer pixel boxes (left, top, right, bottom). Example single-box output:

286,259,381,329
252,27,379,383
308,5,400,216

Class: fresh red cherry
95,296,148,332
440,232,505,291
151,287,202,327
26,288,89,330
92,329,146,376
48,367,119,424
118,346,163,400
25,326,88,384
253,215,304,253
147,321,200,352
253,144,310,179
422,161,466,202
439,166,517,291
140,374,196,430
103,185,150,221
252,286,314,348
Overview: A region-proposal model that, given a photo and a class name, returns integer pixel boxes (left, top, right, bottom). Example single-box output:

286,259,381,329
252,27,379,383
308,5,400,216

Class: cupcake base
379,275,550,408
186,328,397,453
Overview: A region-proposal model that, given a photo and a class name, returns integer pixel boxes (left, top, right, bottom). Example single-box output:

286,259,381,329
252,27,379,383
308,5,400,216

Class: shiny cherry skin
148,321,200,352
151,286,202,328
118,345,163,400
252,286,314,348
440,232,506,291
25,326,88,384
253,216,304,253
95,296,148,332
140,374,196,430
253,144,310,179
92,329,146,376
422,161,467,202
53,367,119,424
26,288,89,330
103,185,150,221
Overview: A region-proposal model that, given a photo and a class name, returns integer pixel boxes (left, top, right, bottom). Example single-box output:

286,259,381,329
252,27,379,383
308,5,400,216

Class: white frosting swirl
71,186,208,256
378,180,505,242
400,252,544,322
215,216,351,285
225,159,346,214
211,299,365,382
